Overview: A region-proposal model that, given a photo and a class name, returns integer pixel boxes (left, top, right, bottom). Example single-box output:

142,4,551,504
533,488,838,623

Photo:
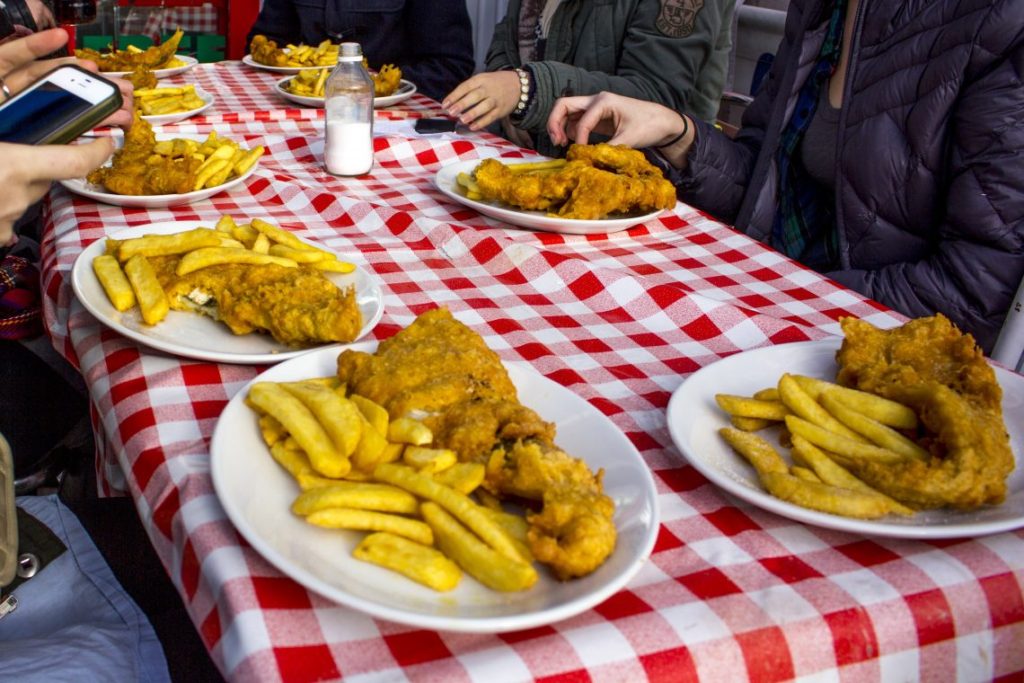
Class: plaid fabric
0,253,41,339
138,3,219,38
34,60,1024,683
770,0,845,269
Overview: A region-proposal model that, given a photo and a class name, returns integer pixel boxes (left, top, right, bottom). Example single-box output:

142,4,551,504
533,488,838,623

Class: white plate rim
273,76,417,108
105,54,197,78
58,132,261,208
70,221,384,364
665,338,1024,539
140,86,214,125
243,53,333,73
434,158,670,236
210,342,660,632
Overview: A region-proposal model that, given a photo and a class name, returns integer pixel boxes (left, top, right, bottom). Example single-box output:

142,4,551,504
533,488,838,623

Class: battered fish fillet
835,315,1014,509
149,256,362,346
472,143,676,220
76,29,184,72
336,308,616,579
87,116,200,196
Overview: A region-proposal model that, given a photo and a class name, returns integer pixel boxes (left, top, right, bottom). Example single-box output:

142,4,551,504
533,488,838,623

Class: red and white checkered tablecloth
137,2,220,37
38,61,1024,682
155,61,444,128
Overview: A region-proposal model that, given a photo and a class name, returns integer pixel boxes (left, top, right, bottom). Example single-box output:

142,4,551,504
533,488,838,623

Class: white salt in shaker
324,42,374,176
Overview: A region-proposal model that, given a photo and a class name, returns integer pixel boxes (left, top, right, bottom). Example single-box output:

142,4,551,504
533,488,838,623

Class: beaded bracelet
511,67,532,118
657,115,690,149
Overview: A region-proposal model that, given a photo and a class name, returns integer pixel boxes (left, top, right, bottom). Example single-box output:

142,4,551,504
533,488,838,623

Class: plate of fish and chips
60,120,263,208
434,144,678,235
244,35,339,73
274,73,417,108
667,317,1024,539
210,309,659,631
76,29,197,78
274,67,416,108
138,85,214,125
71,218,385,364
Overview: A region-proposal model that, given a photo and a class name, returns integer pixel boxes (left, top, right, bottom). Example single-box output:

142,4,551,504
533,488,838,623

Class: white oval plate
666,339,1024,539
59,133,260,208
211,343,660,632
434,158,672,235
106,55,198,78
71,221,384,364
141,86,214,125
274,76,417,109
243,53,333,74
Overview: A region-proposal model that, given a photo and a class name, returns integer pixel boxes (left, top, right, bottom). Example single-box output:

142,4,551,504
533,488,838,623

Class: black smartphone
414,117,458,134
0,64,122,145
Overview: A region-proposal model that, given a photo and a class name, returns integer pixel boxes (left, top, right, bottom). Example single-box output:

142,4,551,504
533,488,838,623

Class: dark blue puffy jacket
677,0,1024,351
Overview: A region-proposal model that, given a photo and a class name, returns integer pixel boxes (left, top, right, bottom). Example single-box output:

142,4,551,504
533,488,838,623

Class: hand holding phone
0,63,122,145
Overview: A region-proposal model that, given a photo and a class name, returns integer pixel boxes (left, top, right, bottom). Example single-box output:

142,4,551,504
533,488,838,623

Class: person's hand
442,71,523,132
26,0,57,30
547,91,687,149
0,139,115,247
0,28,73,93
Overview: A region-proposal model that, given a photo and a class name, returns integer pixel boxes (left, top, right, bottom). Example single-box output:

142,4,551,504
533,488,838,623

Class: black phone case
414,118,457,134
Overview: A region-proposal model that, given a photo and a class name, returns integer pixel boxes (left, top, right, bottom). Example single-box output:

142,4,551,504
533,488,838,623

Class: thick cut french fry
176,247,297,276
259,414,288,447
281,381,362,458
791,435,914,515
306,508,433,545
432,462,485,495
350,394,389,436
270,440,313,479
268,243,327,263
505,159,566,173
353,532,461,592
123,254,169,325
730,415,772,431
250,218,315,252
374,463,527,563
251,232,270,254
784,415,906,465
116,228,222,261
777,374,867,443
792,376,918,430
291,483,418,515
760,471,895,519
719,427,788,475
249,382,348,477
193,158,229,190
753,388,780,401
790,466,821,483
234,146,264,175
421,503,537,592
311,259,356,274
818,392,929,460
402,446,456,474
715,394,789,420
350,413,388,473
388,417,433,445
92,254,136,311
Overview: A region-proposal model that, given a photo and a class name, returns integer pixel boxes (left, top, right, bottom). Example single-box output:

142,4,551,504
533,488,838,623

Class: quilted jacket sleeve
829,7,1024,351
674,0,811,223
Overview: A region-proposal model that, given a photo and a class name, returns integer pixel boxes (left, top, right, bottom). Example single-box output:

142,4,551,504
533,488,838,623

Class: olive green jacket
487,0,734,157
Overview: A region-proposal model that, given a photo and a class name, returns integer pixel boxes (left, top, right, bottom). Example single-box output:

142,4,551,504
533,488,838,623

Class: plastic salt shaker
324,42,374,176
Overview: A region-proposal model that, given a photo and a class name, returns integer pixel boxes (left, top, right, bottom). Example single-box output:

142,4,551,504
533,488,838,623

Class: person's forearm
656,115,696,171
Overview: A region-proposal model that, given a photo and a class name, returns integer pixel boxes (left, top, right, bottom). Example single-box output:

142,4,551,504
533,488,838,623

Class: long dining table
38,60,1024,682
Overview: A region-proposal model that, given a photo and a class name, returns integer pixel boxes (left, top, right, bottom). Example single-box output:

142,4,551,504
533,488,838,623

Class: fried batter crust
336,308,616,579
836,315,1014,509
